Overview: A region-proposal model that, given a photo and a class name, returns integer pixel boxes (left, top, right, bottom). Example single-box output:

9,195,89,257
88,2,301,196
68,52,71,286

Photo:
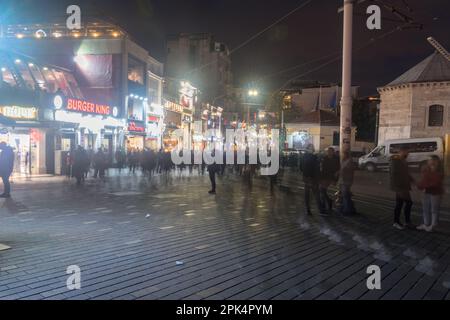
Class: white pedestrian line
0,265,17,271
117,221,131,225
249,223,261,227
159,226,175,230
83,221,98,225
127,212,141,216
185,213,196,217
18,211,32,215
98,228,113,232
204,217,217,220
0,244,11,251
19,219,34,222
94,207,108,211
110,191,143,196
195,245,210,250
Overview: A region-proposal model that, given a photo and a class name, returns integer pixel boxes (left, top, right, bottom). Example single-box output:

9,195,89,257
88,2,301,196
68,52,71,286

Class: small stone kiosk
377,50,450,174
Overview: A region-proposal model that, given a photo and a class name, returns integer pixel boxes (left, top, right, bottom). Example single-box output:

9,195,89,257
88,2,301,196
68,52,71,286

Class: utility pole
340,0,354,161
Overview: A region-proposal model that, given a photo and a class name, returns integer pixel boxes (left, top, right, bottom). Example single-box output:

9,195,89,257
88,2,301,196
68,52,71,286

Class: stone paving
0,169,450,300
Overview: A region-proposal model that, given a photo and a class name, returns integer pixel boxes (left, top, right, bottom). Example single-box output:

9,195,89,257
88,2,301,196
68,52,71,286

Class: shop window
41,68,59,93
53,70,71,97
0,66,18,87
29,64,47,91
63,72,84,99
127,98,144,121
15,61,35,90
128,57,145,85
428,105,444,127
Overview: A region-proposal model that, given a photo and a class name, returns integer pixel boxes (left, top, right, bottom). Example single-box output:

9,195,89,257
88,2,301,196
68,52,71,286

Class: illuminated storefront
53,95,125,157
0,105,42,175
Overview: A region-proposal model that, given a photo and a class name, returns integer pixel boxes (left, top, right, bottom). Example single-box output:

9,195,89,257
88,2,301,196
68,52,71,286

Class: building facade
165,33,233,109
0,20,164,175
378,51,450,144
285,109,356,152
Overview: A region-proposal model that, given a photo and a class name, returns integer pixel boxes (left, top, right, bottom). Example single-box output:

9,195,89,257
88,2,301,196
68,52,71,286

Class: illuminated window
28,64,47,90
15,61,35,90
128,57,145,85
0,66,18,87
428,105,444,127
41,68,59,93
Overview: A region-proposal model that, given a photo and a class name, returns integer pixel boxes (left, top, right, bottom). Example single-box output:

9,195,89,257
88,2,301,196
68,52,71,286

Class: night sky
2,0,449,96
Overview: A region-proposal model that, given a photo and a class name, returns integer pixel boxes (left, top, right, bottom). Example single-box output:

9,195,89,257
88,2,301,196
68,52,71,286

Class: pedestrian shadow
0,198,25,214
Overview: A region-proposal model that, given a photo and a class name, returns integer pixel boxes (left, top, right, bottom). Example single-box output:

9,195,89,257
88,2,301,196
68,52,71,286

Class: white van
358,137,444,172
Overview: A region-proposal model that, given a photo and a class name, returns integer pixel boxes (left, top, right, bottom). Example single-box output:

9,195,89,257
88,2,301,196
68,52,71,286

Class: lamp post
340,0,354,162
247,89,259,126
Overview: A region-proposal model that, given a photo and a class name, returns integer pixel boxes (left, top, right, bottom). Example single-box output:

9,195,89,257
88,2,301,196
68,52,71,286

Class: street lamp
248,89,259,97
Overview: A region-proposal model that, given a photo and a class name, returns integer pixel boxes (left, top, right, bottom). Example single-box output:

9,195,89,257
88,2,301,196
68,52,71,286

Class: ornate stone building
378,51,450,144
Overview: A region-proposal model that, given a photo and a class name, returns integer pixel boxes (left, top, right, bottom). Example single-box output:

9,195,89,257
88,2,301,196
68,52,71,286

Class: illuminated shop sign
53,95,112,116
0,106,38,120
164,100,183,114
148,115,160,123
128,121,146,133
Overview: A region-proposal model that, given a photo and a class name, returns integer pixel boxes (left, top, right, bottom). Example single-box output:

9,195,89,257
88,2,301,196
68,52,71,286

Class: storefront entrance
0,131,31,175
126,136,144,152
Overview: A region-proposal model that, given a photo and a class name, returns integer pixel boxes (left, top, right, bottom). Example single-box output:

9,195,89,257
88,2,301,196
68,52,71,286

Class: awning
0,115,16,127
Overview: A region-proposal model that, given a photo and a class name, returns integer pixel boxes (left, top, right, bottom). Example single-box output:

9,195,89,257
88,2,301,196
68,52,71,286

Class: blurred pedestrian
0,142,15,198
320,147,340,213
417,156,444,233
300,144,324,216
339,150,356,216
72,146,89,185
390,146,414,230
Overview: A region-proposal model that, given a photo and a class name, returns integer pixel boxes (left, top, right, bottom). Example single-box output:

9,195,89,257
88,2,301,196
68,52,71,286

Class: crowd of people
0,141,446,233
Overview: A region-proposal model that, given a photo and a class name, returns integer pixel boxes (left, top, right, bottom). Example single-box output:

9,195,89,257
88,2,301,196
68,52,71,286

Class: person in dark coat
320,147,340,213
93,149,107,179
390,146,415,230
72,146,89,185
300,144,325,216
207,157,219,195
0,142,15,198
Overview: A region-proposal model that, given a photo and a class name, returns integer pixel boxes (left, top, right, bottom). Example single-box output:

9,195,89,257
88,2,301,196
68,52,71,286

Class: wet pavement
1,169,450,300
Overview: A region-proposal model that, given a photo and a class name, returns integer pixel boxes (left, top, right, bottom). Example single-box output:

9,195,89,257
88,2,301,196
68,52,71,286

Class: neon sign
67,99,111,116
128,121,146,133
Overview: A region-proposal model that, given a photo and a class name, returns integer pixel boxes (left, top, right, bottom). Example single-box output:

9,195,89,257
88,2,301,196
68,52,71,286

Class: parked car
358,137,444,172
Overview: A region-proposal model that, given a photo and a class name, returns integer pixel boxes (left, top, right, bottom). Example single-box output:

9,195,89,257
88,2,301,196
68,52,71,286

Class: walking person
339,150,356,216
72,146,89,186
207,160,219,195
0,142,15,198
300,144,325,216
320,147,340,214
390,146,415,230
417,156,444,233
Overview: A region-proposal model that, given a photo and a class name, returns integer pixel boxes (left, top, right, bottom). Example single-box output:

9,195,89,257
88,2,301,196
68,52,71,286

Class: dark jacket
300,153,320,180
321,156,340,182
390,156,413,192
0,146,15,176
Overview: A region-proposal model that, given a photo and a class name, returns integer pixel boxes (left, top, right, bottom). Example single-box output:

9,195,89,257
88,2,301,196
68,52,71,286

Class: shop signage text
54,95,112,116
164,100,183,114
0,106,38,120
128,121,146,133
